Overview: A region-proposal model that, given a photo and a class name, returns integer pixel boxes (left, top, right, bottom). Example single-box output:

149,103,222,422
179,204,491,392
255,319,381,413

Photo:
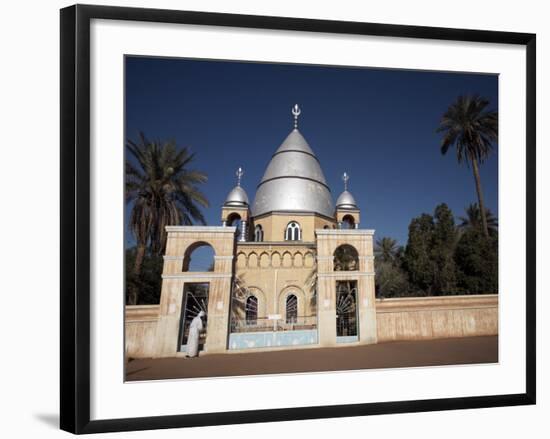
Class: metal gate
336,281,358,340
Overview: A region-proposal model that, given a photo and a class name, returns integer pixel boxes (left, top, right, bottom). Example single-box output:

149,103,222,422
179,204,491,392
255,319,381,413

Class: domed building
143,106,376,357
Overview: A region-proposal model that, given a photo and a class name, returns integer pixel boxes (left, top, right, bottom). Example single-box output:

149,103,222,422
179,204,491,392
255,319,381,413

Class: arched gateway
147,105,376,358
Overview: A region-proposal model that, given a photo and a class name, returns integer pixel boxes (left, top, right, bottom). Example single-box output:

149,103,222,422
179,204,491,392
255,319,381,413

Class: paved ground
125,335,498,381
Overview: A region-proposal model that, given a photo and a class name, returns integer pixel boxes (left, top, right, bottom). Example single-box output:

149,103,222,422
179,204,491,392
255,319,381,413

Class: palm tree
437,95,498,238
375,237,399,264
459,203,498,234
125,133,209,300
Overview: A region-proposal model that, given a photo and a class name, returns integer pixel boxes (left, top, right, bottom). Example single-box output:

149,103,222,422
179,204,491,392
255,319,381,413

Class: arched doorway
178,242,216,353
178,282,209,352
333,244,359,342
335,280,358,341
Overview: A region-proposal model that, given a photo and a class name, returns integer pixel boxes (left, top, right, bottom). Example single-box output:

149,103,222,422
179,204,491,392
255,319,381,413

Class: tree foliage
126,133,209,256
403,213,435,294
459,203,498,236
454,228,498,294
395,203,497,297
375,236,409,297
125,247,163,305
375,261,410,298
430,203,458,295
125,133,209,304
375,237,399,264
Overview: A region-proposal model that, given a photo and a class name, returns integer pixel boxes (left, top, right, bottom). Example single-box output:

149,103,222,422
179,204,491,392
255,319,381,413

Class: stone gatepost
153,226,236,358
315,228,377,348
204,255,235,353
316,252,337,347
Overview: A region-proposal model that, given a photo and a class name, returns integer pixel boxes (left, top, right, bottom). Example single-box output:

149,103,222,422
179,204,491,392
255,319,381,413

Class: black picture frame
60,4,536,434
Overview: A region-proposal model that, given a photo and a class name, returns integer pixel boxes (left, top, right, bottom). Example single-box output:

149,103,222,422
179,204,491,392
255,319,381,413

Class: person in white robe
186,311,205,357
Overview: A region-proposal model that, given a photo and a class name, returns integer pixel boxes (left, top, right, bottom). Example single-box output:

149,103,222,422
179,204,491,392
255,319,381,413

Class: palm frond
125,133,210,257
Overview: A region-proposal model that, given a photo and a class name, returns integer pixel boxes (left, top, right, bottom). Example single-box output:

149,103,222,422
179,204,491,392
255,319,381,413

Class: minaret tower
335,172,360,229
222,167,250,241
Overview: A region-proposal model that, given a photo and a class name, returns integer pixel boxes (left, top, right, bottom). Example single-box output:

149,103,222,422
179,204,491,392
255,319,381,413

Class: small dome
336,190,357,209
224,186,249,207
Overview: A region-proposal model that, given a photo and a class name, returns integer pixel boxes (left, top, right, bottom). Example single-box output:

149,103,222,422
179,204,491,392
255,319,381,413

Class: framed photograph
60,4,536,434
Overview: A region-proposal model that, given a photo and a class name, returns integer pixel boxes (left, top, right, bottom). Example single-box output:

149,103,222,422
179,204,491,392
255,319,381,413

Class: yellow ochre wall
251,212,336,242
234,242,317,319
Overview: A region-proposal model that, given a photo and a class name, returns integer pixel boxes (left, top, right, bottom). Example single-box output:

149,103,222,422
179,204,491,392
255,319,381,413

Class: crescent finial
342,172,349,191
236,167,244,186
292,104,301,129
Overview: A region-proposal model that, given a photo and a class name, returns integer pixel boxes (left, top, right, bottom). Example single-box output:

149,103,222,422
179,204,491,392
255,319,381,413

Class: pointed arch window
245,295,258,325
286,294,298,324
254,225,264,242
285,221,301,241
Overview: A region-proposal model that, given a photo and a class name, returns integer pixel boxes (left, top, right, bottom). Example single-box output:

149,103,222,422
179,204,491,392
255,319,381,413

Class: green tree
431,203,458,295
437,95,498,238
454,228,498,294
375,236,410,297
459,203,498,236
403,213,435,295
402,204,459,295
125,133,209,304
125,247,164,304
375,261,410,298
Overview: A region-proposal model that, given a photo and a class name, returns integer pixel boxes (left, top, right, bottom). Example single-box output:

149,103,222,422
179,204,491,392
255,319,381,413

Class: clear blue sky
125,56,498,247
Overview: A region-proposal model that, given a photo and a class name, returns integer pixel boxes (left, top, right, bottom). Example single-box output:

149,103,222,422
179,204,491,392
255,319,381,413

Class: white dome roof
224,185,249,207
336,190,357,209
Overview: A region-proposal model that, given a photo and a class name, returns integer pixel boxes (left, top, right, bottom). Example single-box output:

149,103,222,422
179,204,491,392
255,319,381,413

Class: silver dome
251,129,334,217
224,185,249,207
336,190,357,209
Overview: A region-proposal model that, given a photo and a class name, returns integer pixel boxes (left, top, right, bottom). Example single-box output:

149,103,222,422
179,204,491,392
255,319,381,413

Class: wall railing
230,315,317,333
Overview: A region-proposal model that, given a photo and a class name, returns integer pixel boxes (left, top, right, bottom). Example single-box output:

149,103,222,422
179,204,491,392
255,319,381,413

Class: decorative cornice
251,210,336,223
165,226,237,233
335,207,360,213
163,255,183,261
375,294,498,313
317,272,375,278
221,205,249,211
162,273,233,279
164,255,234,260
237,241,316,248
316,229,375,236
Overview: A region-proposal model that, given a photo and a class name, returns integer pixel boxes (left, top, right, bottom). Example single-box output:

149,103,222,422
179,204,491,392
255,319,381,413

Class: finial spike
236,167,244,186
291,104,301,129
342,172,349,191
